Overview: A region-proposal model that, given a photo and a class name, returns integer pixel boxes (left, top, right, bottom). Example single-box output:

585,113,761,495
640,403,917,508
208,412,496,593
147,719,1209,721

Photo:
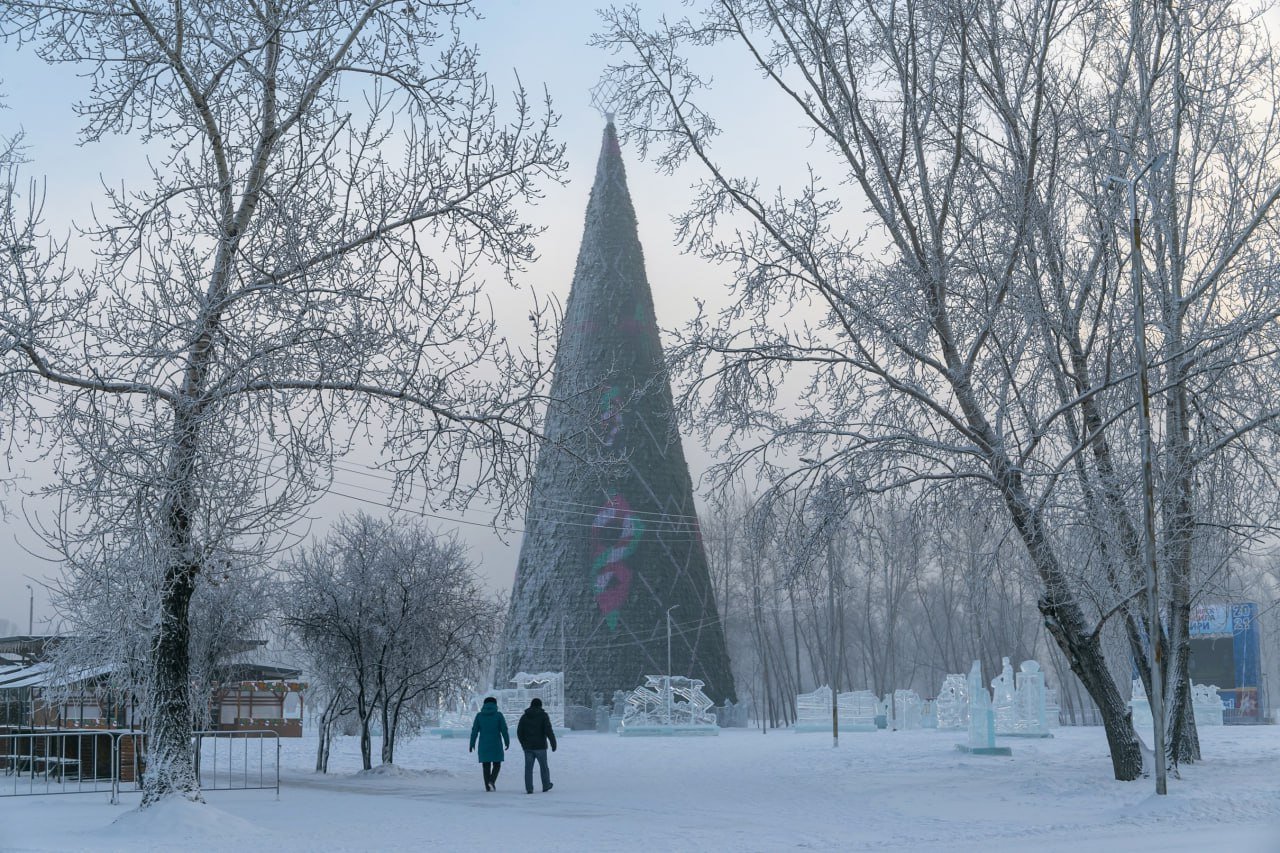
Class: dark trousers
523,748,551,792
482,762,502,787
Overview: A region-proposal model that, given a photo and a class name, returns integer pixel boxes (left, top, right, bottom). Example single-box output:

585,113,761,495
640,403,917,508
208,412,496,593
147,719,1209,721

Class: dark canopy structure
497,122,735,705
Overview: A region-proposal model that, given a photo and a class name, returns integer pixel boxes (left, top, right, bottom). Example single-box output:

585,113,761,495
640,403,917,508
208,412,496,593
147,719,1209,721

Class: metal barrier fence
1,729,127,797
195,730,280,798
112,730,280,802
0,728,279,801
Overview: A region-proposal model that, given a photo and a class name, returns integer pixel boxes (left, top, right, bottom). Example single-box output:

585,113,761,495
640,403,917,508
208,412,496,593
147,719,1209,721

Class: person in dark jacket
469,697,510,791
515,697,557,794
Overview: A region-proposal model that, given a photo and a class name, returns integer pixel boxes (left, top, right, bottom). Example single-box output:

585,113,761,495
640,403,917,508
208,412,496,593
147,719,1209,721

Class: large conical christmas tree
498,122,735,705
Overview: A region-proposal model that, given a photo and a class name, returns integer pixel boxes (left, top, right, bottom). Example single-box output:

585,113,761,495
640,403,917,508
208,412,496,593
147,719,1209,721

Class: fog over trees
597,0,1280,780
0,0,563,803
0,0,1277,808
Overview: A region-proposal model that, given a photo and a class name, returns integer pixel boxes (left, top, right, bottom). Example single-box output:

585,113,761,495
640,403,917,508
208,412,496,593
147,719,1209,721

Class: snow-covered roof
0,662,115,689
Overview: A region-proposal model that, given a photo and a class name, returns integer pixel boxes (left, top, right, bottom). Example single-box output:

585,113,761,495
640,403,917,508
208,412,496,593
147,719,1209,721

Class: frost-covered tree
280,513,498,770
597,0,1280,781
0,1,564,803
48,542,272,732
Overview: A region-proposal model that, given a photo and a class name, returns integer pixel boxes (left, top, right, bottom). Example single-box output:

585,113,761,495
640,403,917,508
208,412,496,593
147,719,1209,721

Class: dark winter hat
483,696,497,705
530,697,543,708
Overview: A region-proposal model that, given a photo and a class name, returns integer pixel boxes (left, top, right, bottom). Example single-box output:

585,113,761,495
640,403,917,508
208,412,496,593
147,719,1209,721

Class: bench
2,754,80,781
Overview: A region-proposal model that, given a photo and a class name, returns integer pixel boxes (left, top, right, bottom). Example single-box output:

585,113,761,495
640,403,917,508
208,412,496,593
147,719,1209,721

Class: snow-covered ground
3,725,1277,852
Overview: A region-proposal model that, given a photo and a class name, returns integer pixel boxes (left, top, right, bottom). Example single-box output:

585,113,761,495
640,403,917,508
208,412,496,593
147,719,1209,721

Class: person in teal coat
469,697,510,791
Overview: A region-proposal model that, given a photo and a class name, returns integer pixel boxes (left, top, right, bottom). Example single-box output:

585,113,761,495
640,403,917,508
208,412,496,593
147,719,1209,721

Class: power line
332,458,711,526
505,614,728,653
16,390,732,542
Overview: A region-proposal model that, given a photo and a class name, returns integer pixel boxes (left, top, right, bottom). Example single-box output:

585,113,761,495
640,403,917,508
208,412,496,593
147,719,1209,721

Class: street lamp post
25,584,33,635
666,604,680,725
827,543,839,748
1107,152,1169,796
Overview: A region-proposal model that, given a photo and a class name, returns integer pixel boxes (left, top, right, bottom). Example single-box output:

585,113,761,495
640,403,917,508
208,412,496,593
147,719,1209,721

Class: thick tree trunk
1039,592,1145,780
380,701,395,765
141,564,201,805
1164,602,1201,765
990,455,1144,781
315,715,329,773
359,714,374,771
1162,350,1200,766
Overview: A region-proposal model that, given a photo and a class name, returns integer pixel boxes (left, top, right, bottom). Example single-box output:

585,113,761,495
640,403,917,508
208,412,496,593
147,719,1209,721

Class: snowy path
2,725,1277,852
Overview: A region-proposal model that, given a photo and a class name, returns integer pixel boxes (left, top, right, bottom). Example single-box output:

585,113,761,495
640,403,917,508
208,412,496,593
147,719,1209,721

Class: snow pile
95,796,269,851
355,763,451,779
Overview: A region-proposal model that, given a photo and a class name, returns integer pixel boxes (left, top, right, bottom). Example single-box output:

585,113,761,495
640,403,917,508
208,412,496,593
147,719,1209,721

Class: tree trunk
315,694,341,773
315,714,330,773
359,712,374,771
141,564,201,805
1164,603,1201,765
380,701,395,765
1040,591,1144,779
991,454,1144,781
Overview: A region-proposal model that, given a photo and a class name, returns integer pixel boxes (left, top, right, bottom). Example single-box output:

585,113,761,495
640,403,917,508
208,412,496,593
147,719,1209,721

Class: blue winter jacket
470,701,509,763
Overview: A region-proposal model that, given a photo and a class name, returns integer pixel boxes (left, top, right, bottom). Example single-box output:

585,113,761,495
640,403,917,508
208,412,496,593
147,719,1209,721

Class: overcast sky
0,1,817,632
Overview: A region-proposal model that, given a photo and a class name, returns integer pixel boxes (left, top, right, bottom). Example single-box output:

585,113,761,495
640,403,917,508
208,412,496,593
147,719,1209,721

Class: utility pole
1107,151,1169,796
666,604,680,724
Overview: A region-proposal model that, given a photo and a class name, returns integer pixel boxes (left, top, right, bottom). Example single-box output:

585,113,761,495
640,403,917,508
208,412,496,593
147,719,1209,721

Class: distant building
1188,602,1265,724
0,635,305,735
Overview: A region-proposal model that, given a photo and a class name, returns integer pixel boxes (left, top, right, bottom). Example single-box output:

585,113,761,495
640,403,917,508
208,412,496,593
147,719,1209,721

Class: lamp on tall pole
803,464,855,748
1106,151,1169,796
827,540,840,748
666,604,680,724
25,584,33,635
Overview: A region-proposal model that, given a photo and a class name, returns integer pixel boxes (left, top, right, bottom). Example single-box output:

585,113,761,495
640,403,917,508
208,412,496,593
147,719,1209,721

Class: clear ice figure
892,689,923,730
794,685,834,732
1011,660,1049,736
991,657,1016,735
1044,687,1061,728
936,674,969,730
1191,683,1224,727
838,690,880,731
957,660,1009,754
619,675,718,734
480,671,566,730
1129,677,1153,743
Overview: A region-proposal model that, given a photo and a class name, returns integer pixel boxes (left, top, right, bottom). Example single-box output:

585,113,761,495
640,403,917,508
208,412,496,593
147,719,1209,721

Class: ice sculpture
1000,660,1052,737
515,671,566,728
485,671,566,730
1130,677,1153,738
1044,687,1061,728
1192,683,1224,727
956,660,1012,755
921,698,938,729
794,687,879,732
428,691,477,737
619,675,719,736
716,698,750,728
991,657,1016,735
840,690,880,731
795,685,834,732
936,673,969,730
876,694,892,728
429,711,472,738
1132,680,1224,740
892,689,923,730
